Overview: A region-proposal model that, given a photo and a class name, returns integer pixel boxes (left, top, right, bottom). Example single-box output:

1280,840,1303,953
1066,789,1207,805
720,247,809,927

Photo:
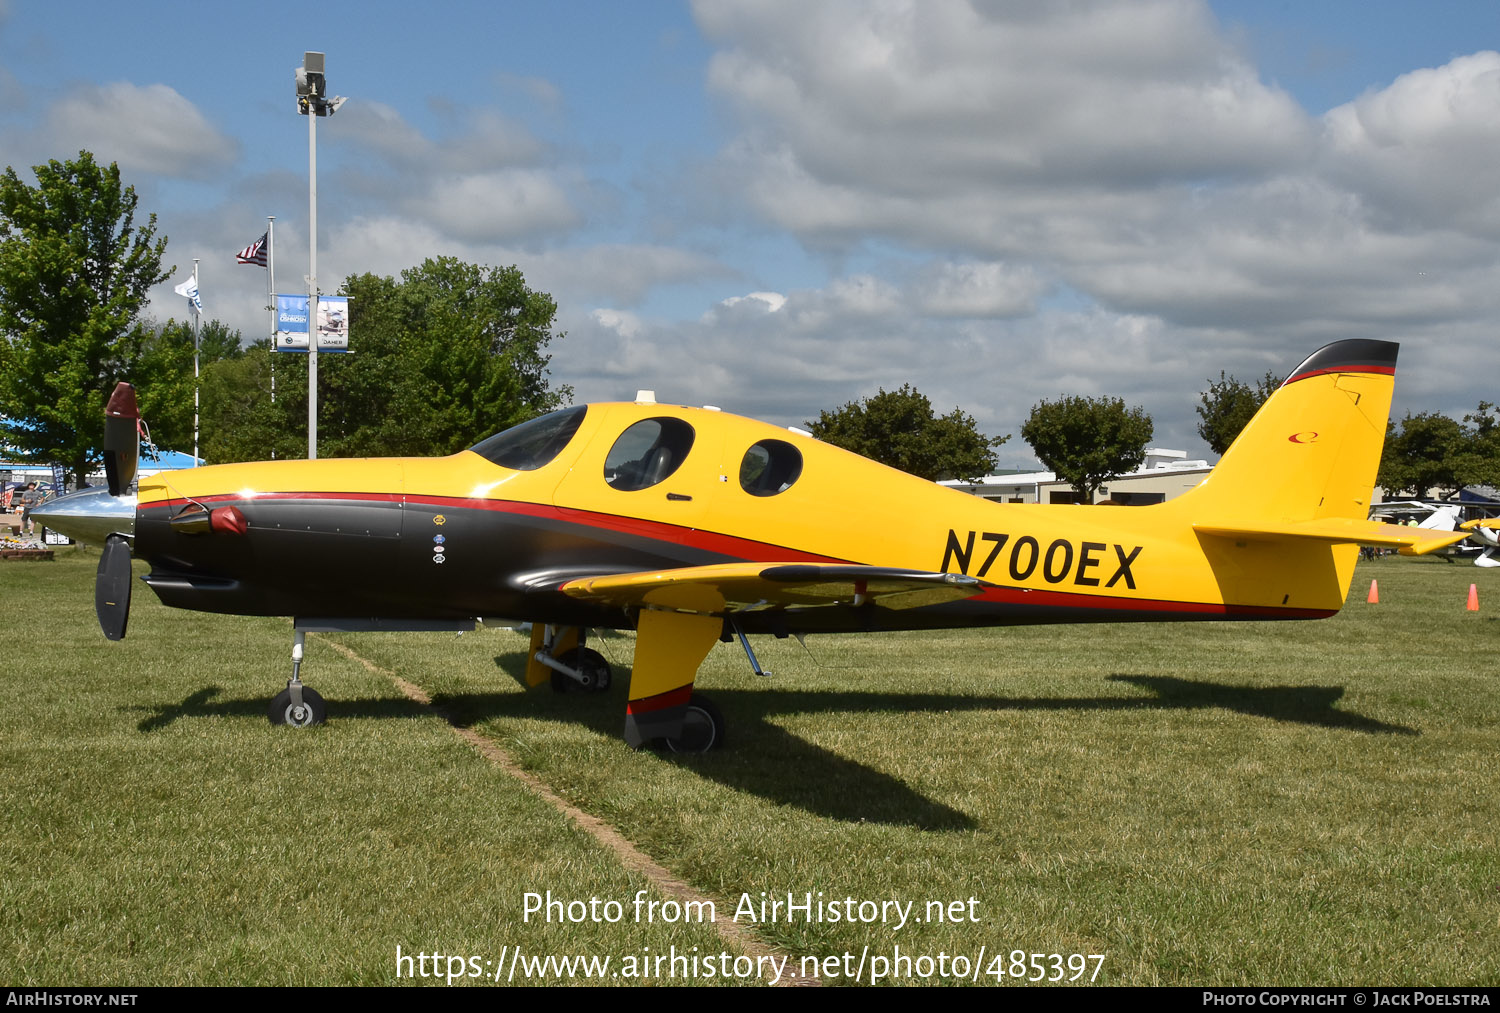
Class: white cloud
716,290,786,313
591,307,643,338
46,82,237,179
913,261,1045,318
1321,51,1500,235
700,0,1310,204
337,101,548,172
415,170,582,242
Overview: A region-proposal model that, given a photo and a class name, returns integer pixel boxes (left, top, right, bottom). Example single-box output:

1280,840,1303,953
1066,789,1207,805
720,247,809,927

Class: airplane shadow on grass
133,671,1416,831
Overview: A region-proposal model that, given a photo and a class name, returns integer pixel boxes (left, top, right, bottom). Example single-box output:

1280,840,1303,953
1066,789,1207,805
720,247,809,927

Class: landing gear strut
551,646,613,693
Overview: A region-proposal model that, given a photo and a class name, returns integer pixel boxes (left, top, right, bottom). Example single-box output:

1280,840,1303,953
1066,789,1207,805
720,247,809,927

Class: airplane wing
560,563,988,614
1194,517,1469,555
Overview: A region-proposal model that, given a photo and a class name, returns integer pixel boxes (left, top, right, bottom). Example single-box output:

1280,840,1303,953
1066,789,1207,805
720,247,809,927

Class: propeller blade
95,534,133,641
103,382,140,497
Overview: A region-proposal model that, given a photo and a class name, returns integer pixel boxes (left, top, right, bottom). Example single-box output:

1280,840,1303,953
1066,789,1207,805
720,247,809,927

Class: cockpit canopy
469,403,806,499
469,406,587,471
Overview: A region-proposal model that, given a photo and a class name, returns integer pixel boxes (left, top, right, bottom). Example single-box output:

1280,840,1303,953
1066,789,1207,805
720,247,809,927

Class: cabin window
604,418,695,491
469,406,587,471
739,439,803,497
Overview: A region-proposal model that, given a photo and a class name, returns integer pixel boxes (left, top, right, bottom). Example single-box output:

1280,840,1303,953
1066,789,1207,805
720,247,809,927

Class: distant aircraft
1377,501,1500,566
1460,518,1500,567
36,339,1465,751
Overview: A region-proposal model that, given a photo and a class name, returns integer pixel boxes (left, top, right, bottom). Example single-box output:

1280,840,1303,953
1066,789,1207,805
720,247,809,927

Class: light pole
192,257,200,467
295,51,346,460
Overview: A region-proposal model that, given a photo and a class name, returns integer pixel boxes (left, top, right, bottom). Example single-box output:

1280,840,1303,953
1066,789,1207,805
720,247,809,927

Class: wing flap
1194,518,1468,556
560,562,987,614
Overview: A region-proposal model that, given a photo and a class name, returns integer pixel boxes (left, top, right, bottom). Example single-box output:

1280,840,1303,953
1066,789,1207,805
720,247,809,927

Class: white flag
174,277,202,314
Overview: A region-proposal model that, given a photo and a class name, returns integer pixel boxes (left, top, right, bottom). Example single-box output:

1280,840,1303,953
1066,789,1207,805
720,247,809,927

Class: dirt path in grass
324,637,818,987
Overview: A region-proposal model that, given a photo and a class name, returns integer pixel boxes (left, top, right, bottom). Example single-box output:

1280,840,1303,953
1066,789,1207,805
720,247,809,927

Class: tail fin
1179,339,1461,556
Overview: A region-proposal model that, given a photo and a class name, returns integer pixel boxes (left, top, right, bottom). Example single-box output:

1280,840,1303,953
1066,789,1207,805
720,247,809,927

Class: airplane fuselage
131,398,1360,635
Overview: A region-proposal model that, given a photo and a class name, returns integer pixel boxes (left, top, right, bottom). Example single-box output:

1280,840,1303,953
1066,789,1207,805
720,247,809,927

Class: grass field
2,547,1496,986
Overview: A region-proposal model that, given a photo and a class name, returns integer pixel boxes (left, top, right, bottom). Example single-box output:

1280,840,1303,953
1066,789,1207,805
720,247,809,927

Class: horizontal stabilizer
561,563,987,614
1194,518,1468,556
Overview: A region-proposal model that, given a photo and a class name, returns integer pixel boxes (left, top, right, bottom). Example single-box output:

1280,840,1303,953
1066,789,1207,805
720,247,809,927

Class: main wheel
268,686,327,727
662,695,724,754
550,647,614,693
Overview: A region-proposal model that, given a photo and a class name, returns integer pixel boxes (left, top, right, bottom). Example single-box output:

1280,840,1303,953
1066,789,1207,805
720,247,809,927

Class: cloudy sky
3,0,1498,468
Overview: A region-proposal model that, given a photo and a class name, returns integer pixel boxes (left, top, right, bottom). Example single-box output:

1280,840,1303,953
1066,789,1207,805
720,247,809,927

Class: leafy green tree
1021,395,1154,503
1458,401,1500,489
808,384,1006,481
1379,404,1500,497
1196,370,1281,456
325,258,570,457
198,258,570,463
1378,412,1467,498
135,318,244,454
0,151,171,484
199,344,306,464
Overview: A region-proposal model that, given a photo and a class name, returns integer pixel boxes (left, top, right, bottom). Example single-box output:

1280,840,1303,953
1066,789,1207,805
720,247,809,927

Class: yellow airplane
36,339,1464,751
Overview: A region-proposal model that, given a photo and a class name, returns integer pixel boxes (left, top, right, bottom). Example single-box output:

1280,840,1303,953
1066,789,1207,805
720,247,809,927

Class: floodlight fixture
295,52,340,116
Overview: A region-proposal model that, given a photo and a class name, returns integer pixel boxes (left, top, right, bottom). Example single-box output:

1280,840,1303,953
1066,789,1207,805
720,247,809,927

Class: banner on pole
275,294,350,352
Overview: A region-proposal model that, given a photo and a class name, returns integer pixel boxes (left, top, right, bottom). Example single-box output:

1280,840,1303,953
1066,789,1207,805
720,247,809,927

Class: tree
1377,411,1467,498
0,151,171,485
199,343,306,464
1196,370,1281,456
1021,395,1154,503
807,384,1006,481
134,318,244,455
197,258,571,463
1378,405,1500,498
326,258,570,457
1457,401,1500,489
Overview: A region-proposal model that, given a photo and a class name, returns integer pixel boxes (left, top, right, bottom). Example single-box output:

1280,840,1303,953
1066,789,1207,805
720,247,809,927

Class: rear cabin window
604,418,695,491
469,406,587,470
740,439,803,496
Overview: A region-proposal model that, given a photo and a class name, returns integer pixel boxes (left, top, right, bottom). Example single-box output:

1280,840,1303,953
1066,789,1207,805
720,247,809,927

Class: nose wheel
269,685,326,727
269,628,327,727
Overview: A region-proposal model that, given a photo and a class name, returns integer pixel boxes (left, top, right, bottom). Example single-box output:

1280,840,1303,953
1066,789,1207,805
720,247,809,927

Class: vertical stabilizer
1179,340,1397,525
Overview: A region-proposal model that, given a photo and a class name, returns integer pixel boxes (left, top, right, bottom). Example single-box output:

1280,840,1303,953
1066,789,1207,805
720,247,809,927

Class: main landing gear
650,619,766,753
530,625,615,693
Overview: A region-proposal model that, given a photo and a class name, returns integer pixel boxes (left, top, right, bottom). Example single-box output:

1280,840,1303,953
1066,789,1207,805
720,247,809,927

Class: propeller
98,383,140,639
103,382,140,497
95,534,133,640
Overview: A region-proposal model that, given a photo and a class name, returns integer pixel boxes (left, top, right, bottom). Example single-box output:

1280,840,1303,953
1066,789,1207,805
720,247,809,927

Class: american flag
236,231,268,267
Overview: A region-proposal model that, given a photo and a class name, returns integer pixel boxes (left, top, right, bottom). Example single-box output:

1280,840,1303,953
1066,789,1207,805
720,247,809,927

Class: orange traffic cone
1367,579,1379,604
1467,584,1479,612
